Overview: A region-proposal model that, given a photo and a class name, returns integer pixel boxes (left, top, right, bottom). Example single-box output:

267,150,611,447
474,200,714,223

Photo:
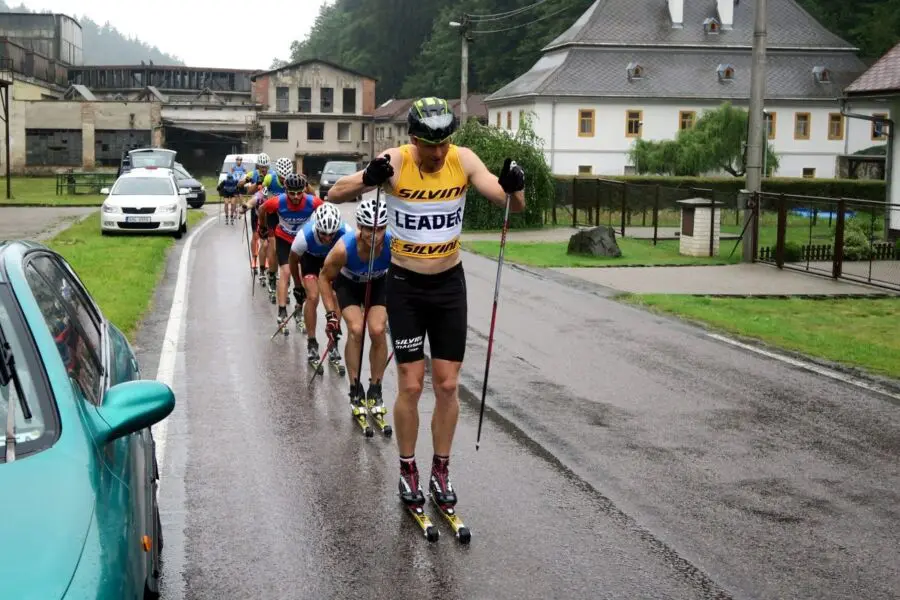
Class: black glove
498,158,525,194
362,155,394,186
292,286,305,305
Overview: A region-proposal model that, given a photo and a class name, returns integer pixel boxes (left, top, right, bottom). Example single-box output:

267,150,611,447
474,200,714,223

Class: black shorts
335,273,387,311
276,236,293,266
221,191,235,198
385,262,466,364
300,253,326,278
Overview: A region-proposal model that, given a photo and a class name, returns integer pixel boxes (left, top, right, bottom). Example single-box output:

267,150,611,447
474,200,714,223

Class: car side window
24,256,104,405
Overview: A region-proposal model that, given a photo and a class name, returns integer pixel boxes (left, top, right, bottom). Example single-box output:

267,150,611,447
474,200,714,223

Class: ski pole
307,336,334,387
270,303,302,340
243,210,255,297
476,159,513,452
355,187,381,394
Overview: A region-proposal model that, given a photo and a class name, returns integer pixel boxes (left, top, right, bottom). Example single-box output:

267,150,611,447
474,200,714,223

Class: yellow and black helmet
407,97,458,144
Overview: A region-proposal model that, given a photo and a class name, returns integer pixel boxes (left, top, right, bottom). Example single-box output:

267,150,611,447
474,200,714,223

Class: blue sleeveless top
340,229,392,281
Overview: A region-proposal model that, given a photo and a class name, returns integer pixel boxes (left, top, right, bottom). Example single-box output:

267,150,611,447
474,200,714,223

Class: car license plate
125,216,151,223
187,193,197,199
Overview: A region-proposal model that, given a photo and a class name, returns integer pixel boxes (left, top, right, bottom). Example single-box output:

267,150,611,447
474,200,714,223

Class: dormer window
626,62,644,81
813,66,831,83
703,17,720,34
717,64,735,82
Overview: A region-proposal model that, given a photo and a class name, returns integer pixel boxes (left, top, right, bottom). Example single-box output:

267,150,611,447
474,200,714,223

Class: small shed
677,198,726,257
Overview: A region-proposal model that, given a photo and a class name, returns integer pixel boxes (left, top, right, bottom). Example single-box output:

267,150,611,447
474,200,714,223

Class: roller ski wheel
430,496,471,544
407,504,439,542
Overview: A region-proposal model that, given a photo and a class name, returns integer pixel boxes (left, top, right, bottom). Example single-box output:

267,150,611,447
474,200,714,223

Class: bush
843,217,874,261
784,241,803,262
453,114,553,230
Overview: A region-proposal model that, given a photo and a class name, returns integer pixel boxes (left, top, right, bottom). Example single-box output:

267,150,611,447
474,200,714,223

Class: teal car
0,240,175,599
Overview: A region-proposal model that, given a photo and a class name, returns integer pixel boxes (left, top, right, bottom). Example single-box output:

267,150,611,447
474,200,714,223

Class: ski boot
258,268,266,288
328,345,345,376
294,304,305,332
399,459,426,507
366,380,391,436
277,307,289,336
307,338,323,373
267,272,277,304
429,456,458,508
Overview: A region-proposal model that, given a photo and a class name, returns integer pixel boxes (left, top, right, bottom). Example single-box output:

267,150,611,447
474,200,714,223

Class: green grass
46,210,208,340
0,176,223,206
620,294,900,379
463,239,742,267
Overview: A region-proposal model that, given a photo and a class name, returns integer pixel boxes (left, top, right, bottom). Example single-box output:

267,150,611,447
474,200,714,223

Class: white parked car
100,167,190,238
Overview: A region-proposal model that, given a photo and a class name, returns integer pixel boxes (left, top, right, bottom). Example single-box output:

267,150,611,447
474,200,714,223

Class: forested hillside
287,0,900,102
0,1,183,65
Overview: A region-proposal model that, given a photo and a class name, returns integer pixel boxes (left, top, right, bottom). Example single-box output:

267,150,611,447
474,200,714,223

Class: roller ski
270,304,300,339
266,272,277,304
429,457,470,543
306,338,324,374
294,305,305,332
399,460,438,542
365,381,391,437
327,345,345,376
349,380,373,437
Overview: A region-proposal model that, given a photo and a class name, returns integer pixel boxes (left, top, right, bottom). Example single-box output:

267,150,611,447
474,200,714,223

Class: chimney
668,0,683,28
717,0,734,29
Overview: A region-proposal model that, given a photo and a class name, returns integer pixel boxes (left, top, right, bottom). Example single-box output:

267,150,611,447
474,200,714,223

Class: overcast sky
23,0,330,69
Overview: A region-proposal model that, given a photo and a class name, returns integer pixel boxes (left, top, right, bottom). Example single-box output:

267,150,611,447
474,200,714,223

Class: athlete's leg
250,230,260,269
367,307,388,383
430,359,462,456
302,274,319,338
342,304,365,389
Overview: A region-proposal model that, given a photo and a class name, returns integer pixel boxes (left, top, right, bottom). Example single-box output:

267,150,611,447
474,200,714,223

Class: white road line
706,332,900,402
152,216,218,472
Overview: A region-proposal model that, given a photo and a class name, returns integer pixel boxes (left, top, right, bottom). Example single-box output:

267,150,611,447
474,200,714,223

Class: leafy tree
452,112,552,229
629,103,779,177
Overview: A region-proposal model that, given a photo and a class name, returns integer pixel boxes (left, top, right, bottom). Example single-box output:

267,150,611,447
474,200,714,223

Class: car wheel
173,213,184,239
144,487,162,599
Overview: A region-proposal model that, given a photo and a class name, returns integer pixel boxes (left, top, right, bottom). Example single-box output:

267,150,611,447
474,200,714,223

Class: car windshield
129,151,174,169
113,178,174,196
0,291,49,462
323,163,357,176
222,161,253,174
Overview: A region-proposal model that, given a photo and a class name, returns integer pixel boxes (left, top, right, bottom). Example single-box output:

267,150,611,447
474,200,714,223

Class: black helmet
285,173,306,191
407,97,458,144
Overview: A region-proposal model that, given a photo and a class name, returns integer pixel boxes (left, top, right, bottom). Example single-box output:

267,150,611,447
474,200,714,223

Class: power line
467,0,551,22
472,4,572,34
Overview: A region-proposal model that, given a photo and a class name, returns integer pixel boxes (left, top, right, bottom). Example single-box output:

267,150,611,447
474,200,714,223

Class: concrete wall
0,100,161,173
486,97,890,178
256,61,377,167
12,78,63,101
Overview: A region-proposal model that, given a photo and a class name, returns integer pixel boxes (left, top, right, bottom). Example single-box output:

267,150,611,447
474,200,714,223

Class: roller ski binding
366,381,391,437
399,460,438,542
328,345,345,376
307,339,324,373
349,381,373,437
429,457,470,544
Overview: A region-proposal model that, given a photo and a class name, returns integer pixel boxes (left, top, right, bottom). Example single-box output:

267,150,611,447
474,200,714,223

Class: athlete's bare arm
458,147,526,213
319,240,348,315
327,147,403,203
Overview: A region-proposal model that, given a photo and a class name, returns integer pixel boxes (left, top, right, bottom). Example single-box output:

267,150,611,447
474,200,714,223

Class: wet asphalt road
135,206,900,600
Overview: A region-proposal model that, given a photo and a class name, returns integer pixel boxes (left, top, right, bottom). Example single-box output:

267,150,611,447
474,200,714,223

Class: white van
219,153,261,183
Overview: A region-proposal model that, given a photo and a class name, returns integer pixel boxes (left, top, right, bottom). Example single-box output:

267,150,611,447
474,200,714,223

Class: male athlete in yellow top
327,97,526,509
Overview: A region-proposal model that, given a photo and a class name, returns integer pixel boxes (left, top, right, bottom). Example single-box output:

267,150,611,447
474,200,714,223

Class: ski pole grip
499,158,512,179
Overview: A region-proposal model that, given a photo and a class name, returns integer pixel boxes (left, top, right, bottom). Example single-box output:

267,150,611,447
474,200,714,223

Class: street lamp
450,16,471,123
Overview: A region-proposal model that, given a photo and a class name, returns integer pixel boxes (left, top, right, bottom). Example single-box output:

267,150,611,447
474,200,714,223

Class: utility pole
743,0,767,262
451,15,473,124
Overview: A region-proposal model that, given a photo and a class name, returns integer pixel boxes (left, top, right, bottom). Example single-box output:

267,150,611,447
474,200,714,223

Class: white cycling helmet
314,203,342,235
256,153,271,167
275,157,293,179
356,197,388,227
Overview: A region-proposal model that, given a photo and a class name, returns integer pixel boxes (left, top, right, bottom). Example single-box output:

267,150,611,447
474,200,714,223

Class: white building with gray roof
484,0,889,178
